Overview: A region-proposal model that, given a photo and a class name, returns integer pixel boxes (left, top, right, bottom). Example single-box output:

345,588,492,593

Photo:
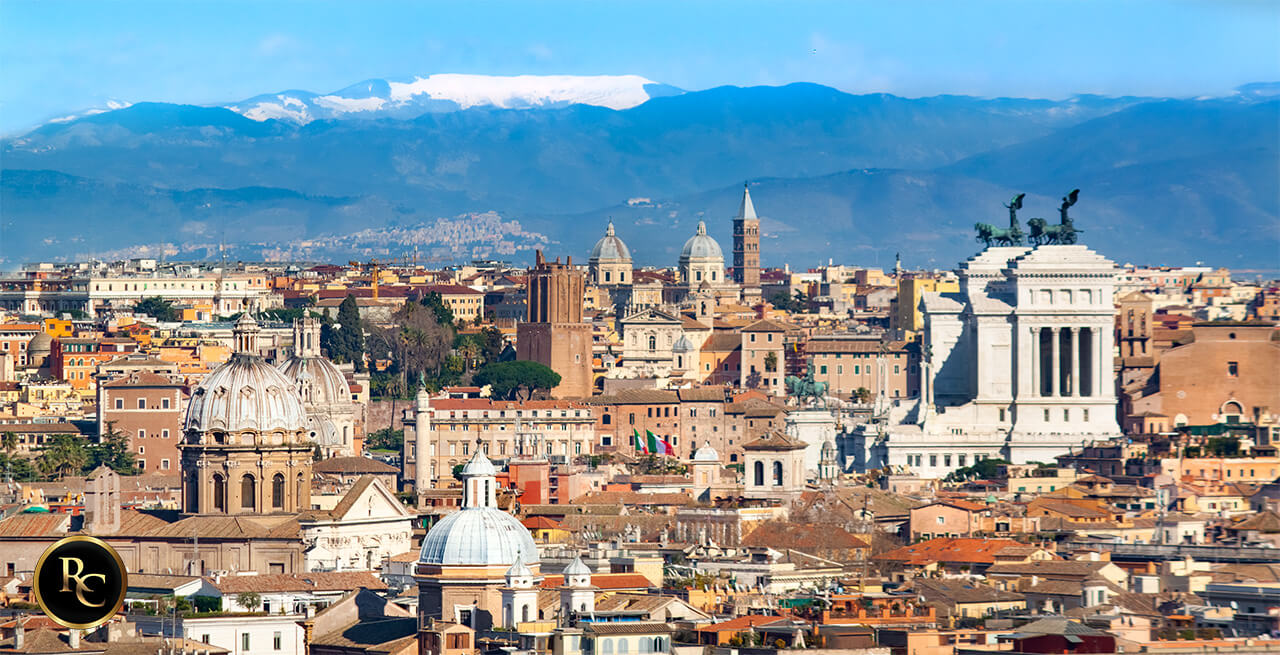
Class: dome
27,332,52,354
506,558,534,580
418,509,539,566
184,314,308,435
590,221,632,262
672,335,695,352
563,556,591,576
460,449,497,477
277,356,350,406
692,441,719,462
680,221,723,261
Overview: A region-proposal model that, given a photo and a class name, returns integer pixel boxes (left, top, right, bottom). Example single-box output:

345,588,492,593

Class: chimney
15,620,24,649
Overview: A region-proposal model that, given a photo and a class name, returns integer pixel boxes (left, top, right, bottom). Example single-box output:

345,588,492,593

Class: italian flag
646,430,673,456
633,428,648,454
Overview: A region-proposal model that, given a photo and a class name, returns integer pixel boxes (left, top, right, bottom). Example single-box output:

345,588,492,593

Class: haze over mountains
2,75,1276,270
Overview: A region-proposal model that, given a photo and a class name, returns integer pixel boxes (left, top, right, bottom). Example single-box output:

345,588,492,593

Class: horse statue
785,361,828,408
1027,189,1083,245
974,222,1023,248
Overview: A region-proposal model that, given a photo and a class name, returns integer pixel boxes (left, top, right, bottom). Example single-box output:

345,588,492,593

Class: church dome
672,335,695,352
590,221,632,262
680,221,723,261
419,450,538,567
276,356,350,407
184,315,308,435
419,509,540,566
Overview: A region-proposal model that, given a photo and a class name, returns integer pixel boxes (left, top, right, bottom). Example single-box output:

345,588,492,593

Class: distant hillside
1,82,1275,269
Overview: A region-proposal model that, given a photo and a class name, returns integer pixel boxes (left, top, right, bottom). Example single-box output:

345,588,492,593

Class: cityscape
0,2,1277,655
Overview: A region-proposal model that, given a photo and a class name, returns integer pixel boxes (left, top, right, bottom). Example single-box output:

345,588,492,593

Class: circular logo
33,536,127,629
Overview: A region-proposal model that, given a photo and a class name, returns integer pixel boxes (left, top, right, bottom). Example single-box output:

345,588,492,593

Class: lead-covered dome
277,356,349,407
680,221,723,261
419,450,539,567
419,509,539,566
590,221,632,262
184,314,308,435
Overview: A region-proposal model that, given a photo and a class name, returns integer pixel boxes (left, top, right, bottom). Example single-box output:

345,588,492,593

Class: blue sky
1,0,1276,133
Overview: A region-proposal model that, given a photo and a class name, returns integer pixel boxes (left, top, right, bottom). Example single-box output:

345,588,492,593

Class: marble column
1049,327,1060,397
1070,327,1081,397
1029,327,1040,398
1092,327,1103,397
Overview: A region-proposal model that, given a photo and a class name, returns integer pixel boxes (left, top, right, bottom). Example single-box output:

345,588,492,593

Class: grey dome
672,335,695,352
460,449,497,477
27,332,52,354
692,441,719,462
590,221,632,262
680,221,723,261
564,556,591,576
184,356,308,434
277,356,349,407
184,314,308,435
418,508,539,566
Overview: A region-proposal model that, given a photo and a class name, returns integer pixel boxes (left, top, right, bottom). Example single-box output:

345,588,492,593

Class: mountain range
2,75,1276,271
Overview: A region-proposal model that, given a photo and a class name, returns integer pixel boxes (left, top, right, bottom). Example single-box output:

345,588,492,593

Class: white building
847,245,1122,478
184,614,305,655
300,476,414,572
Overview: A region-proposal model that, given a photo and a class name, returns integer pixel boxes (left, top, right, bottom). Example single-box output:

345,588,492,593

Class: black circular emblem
33,536,127,629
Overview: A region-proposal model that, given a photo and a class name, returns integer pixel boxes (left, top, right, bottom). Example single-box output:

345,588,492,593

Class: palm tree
1,432,16,456
457,339,480,371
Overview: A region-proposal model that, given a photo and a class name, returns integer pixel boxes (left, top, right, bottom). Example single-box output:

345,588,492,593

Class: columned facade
854,244,1121,479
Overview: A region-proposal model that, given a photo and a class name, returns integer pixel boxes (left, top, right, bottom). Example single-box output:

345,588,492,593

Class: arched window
212,474,226,512
618,639,630,654
521,605,530,622
648,335,656,351
241,475,256,510
603,640,614,655
272,473,285,509
773,461,783,486
753,461,765,486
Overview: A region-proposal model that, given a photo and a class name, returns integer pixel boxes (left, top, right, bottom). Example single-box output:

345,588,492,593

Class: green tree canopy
419,292,454,326
322,294,365,371
472,361,562,400
133,297,179,322
944,458,1009,483
86,422,138,475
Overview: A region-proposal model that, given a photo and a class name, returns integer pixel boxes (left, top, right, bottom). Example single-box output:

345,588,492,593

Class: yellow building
894,276,959,337
43,318,75,339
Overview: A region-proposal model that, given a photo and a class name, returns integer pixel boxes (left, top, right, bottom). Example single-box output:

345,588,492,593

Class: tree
769,289,807,313
133,297,179,322
323,295,366,371
37,435,88,478
367,301,453,389
235,592,262,612
472,361,562,400
419,292,454,326
455,336,481,371
366,428,404,452
1,432,16,456
854,387,872,404
944,458,1010,483
764,351,778,373
479,326,505,364
86,422,138,475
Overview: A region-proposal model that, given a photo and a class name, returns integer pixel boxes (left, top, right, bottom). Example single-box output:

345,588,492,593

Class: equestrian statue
974,193,1026,248
1028,188,1083,245
785,360,828,408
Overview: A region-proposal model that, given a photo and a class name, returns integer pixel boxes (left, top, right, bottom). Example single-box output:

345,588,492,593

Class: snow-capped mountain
225,74,684,123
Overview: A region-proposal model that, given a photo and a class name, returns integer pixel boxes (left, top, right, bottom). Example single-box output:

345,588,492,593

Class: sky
1,0,1277,133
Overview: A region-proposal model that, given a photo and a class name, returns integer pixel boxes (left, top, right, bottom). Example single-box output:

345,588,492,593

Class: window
114,398,123,410
603,414,611,425
161,459,170,470
1063,409,1070,421
930,455,937,467
1083,409,1089,421
272,473,285,509
138,398,146,409
162,397,170,409
1228,361,1239,377
241,474,256,510
242,633,250,651
998,408,1006,422
1044,409,1050,421
213,474,226,512
958,454,967,467
753,461,764,486
274,632,282,650
138,429,146,439
936,515,945,525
